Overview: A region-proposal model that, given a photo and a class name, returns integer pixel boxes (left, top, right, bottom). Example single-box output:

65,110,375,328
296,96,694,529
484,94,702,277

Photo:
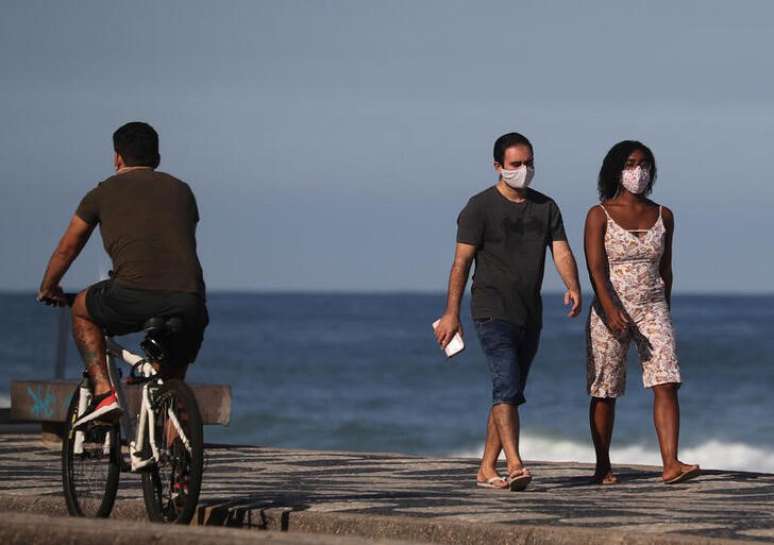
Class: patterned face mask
621,166,650,194
501,165,535,189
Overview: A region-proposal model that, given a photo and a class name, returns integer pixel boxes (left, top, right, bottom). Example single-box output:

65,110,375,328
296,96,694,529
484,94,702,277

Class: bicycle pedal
74,421,109,433
131,457,157,472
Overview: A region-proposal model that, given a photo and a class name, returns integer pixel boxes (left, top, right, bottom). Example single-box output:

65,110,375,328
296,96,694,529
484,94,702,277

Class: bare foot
591,470,619,485
506,461,530,477
507,466,531,479
591,463,618,485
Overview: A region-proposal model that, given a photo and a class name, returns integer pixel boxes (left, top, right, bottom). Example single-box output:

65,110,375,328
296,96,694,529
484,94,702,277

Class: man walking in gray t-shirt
434,132,582,490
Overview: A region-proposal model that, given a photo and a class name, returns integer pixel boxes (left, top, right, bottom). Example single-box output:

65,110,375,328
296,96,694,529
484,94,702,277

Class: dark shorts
85,279,209,366
474,318,540,406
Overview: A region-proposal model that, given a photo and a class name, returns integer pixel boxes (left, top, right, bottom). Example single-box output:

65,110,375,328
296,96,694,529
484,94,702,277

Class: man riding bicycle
37,121,208,426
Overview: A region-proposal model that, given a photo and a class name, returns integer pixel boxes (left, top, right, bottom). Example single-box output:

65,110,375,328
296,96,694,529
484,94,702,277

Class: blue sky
1,1,772,292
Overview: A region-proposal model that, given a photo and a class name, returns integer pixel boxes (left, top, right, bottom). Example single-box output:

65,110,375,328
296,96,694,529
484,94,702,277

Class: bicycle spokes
147,389,196,521
62,386,121,518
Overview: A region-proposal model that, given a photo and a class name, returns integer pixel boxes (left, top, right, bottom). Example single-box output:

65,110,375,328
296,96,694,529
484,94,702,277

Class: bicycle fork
72,376,90,455
129,384,158,471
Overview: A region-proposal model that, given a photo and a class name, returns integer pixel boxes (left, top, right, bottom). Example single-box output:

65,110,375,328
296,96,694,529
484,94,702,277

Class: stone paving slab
1,433,773,544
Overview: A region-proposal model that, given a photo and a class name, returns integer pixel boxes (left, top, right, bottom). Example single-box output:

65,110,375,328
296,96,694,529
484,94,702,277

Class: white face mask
621,166,650,194
500,165,534,189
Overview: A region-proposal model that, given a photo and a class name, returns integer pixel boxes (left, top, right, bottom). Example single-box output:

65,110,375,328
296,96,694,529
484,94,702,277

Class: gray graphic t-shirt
456,186,567,331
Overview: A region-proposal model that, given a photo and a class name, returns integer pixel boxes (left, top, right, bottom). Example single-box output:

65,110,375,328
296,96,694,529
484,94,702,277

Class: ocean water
2,292,773,472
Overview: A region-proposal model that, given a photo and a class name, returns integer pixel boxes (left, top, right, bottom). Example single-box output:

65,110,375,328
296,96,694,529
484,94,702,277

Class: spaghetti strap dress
586,204,681,398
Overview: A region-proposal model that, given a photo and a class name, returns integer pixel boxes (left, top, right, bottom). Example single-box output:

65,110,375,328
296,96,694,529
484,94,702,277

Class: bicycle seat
140,316,184,364
142,316,184,336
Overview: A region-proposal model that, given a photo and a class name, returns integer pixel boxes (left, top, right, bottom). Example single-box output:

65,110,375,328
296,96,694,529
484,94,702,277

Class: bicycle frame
71,336,192,473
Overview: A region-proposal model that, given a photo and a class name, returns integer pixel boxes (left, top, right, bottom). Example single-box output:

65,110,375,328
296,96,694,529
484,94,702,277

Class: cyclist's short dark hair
113,122,160,168
598,140,657,200
493,132,533,165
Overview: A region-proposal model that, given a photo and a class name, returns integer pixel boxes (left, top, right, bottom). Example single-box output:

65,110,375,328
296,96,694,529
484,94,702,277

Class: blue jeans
474,318,540,406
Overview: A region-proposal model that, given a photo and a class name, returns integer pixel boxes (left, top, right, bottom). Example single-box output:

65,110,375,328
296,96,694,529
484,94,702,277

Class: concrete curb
0,494,147,521
286,510,762,545
0,494,762,545
0,511,424,545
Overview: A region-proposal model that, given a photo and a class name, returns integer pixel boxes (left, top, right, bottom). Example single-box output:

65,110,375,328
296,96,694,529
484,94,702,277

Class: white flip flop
476,476,507,489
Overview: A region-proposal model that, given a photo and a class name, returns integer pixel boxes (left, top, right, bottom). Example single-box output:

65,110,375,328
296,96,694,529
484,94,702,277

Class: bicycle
58,295,204,524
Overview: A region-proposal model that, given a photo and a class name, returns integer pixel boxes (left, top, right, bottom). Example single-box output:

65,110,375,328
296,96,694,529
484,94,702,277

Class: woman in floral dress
584,140,699,485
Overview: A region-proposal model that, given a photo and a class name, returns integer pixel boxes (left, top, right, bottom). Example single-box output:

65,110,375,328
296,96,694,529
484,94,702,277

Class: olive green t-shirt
76,169,205,295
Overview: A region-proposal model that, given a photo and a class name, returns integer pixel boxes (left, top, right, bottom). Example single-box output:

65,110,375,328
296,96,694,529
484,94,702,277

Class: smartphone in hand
432,319,465,358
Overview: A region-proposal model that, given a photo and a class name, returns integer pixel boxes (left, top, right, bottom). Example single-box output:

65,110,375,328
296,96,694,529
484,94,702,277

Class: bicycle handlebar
38,292,77,308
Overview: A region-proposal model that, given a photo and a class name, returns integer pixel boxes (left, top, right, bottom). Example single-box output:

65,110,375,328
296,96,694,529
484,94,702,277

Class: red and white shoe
73,390,123,427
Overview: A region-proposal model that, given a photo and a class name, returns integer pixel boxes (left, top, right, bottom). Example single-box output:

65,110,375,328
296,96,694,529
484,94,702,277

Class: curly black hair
597,140,657,201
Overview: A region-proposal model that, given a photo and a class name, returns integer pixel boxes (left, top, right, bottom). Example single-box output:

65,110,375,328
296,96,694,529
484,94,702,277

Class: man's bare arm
434,243,476,348
37,215,95,304
550,240,582,317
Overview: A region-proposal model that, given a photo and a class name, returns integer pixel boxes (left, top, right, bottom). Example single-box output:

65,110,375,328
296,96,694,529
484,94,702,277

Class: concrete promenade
1,430,774,545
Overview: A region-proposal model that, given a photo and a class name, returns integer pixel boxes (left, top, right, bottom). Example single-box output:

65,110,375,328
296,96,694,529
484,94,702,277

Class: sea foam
450,433,774,473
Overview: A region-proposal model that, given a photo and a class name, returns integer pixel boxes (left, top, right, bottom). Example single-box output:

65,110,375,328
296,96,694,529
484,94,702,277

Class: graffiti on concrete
27,385,56,419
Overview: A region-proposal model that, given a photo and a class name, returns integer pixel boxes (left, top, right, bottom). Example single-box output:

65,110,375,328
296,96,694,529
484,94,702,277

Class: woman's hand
603,305,631,336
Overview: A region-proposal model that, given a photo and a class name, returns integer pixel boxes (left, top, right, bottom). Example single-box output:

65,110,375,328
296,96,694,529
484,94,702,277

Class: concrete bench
10,380,231,441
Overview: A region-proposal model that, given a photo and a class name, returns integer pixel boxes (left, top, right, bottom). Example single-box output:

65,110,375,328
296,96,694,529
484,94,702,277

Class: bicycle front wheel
141,379,204,524
62,383,121,517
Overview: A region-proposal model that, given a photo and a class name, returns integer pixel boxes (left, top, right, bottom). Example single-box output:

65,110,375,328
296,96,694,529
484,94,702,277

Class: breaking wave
449,433,774,473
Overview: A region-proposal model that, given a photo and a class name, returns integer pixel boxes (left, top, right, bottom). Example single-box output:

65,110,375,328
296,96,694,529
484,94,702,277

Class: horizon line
2,288,772,297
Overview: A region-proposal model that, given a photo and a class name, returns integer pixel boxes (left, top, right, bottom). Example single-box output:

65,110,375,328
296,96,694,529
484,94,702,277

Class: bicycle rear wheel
62,382,121,517
141,379,203,524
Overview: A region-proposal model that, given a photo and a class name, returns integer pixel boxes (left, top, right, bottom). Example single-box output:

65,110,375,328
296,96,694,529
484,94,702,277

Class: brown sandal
507,469,532,491
664,465,700,484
